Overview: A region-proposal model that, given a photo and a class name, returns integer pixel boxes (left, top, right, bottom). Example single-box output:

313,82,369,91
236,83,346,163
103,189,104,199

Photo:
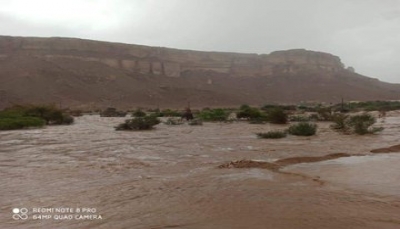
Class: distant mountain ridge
0,35,399,109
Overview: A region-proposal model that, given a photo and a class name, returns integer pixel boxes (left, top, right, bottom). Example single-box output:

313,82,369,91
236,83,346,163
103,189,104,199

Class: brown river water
1,113,400,229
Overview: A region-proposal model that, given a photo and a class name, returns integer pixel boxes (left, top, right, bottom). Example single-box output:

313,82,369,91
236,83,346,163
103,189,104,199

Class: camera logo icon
12,208,28,220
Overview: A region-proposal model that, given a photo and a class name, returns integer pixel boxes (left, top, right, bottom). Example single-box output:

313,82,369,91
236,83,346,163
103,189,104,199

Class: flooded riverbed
1,114,400,229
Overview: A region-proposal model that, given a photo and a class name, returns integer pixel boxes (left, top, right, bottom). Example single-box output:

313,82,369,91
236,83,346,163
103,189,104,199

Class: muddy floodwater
1,113,400,229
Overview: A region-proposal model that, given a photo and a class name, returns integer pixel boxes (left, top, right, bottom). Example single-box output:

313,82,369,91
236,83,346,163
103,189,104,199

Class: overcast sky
0,0,399,83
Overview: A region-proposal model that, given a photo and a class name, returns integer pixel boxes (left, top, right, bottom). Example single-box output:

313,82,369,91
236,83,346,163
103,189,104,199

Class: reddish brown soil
371,144,400,153
275,153,352,166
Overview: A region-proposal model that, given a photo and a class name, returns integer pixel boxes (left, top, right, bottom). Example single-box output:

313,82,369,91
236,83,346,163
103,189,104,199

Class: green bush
100,107,127,117
348,113,382,135
330,113,383,135
24,105,74,125
0,117,45,130
256,131,287,139
160,109,181,117
132,109,146,117
267,108,288,124
0,105,74,130
288,122,317,136
115,116,161,131
197,108,229,121
237,105,268,123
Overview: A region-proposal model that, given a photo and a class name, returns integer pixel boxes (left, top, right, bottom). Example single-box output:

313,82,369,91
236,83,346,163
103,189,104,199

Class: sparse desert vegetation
288,122,317,136
100,107,127,117
115,115,161,131
0,105,74,130
331,113,383,135
266,108,288,124
197,108,230,122
132,109,147,117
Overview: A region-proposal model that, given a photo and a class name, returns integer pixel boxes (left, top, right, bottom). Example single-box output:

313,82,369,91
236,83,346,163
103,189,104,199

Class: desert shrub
267,108,288,124
237,105,268,123
0,117,45,130
100,107,127,117
316,107,333,121
115,116,161,131
132,109,146,117
330,113,383,135
330,113,349,131
1,104,74,126
256,130,287,139
25,106,74,125
60,114,74,125
197,108,229,121
347,113,382,135
288,122,317,136
335,100,400,112
160,109,181,117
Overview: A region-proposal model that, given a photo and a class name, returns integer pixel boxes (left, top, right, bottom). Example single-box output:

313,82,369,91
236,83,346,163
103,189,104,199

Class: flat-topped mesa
0,36,345,77
264,49,345,73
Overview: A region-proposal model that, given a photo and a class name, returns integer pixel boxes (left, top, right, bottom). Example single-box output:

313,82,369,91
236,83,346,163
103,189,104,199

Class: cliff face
0,36,399,109
0,36,344,78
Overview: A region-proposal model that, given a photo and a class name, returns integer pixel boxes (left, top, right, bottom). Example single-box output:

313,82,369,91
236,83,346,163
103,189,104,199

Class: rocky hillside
0,35,399,109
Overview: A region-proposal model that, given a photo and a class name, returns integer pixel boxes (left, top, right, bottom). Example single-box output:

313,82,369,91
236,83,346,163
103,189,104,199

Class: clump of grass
287,122,317,136
115,116,160,131
256,130,287,139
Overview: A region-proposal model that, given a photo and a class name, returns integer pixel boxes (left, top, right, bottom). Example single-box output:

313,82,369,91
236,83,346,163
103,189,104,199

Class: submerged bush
159,109,181,117
256,130,287,139
0,104,74,130
115,116,161,131
330,113,349,132
267,108,288,124
288,122,317,136
132,109,146,117
237,105,263,119
0,117,45,130
330,113,383,135
100,107,127,117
